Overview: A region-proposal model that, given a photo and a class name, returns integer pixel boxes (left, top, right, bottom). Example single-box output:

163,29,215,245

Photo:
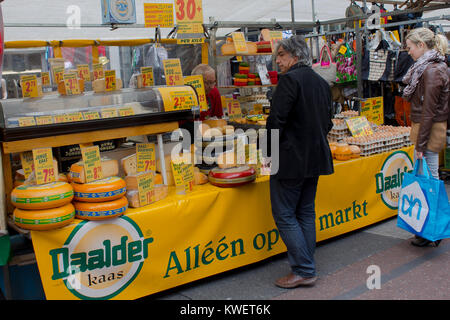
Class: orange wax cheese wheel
125,172,162,190
73,196,128,220
69,158,119,184
13,203,75,231
11,181,74,210
71,176,126,202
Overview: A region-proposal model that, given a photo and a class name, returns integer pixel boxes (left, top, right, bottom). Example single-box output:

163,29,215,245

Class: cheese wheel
73,196,128,220
69,158,119,184
71,176,126,202
11,182,74,210
208,166,256,188
13,203,75,231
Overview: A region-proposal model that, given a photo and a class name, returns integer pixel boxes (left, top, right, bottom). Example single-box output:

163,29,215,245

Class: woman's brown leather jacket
409,61,449,153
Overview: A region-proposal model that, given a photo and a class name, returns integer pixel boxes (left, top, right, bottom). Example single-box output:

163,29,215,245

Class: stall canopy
2,0,449,41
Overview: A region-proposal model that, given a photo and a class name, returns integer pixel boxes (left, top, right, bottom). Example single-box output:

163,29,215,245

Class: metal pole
291,0,296,35
356,22,363,100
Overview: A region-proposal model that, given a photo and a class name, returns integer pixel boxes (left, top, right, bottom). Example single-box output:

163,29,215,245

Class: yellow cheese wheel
11,182,74,210
13,203,75,231
71,176,126,202
73,196,128,220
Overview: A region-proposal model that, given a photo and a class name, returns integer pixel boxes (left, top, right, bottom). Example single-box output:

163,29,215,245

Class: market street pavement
145,183,450,301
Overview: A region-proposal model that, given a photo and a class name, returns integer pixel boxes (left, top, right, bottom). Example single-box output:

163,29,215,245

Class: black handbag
394,51,414,82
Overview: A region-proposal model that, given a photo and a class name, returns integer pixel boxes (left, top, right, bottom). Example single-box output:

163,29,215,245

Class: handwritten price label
63,72,80,95
345,116,374,137
171,159,194,194
83,111,100,120
18,117,36,127
163,59,184,86
80,145,103,182
52,66,65,85
140,67,154,87
144,3,174,28
175,0,203,34
137,172,155,207
184,75,207,111
101,108,118,119
32,148,56,185
92,63,104,81
136,143,156,173
77,64,91,81
231,32,249,55
104,70,116,91
41,72,50,87
20,75,39,98
20,151,35,180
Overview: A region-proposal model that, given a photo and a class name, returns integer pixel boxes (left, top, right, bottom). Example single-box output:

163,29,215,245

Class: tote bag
397,159,450,241
312,44,337,86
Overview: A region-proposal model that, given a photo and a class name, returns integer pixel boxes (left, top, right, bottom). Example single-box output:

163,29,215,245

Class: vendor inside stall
191,63,223,120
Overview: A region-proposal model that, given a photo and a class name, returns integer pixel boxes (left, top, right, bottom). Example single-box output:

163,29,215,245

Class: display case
0,86,198,142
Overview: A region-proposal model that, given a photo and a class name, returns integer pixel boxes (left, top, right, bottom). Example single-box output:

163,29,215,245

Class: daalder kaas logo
49,216,154,300
375,151,413,209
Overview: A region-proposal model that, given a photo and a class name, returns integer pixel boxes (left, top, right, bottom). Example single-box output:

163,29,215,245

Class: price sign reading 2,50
176,0,197,21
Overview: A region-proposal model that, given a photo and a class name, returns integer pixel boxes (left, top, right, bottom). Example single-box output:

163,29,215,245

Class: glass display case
0,86,197,141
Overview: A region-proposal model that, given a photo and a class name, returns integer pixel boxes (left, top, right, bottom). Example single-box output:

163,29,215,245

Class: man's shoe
275,273,317,289
411,236,432,247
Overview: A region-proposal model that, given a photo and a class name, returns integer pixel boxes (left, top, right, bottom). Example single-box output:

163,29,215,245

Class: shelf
221,52,273,56
218,85,277,89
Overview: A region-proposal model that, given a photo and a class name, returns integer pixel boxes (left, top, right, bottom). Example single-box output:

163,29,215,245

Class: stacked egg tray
328,119,352,142
343,126,411,157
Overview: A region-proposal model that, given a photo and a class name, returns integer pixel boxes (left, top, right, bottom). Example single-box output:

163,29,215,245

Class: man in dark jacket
265,35,334,288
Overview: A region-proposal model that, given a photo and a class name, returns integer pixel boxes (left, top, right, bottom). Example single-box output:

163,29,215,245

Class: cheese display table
30,145,414,300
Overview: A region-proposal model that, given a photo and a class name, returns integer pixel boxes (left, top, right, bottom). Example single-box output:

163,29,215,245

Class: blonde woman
403,28,449,247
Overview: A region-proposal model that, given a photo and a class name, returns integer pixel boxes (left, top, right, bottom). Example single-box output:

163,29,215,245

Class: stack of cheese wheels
71,176,128,221
11,181,75,231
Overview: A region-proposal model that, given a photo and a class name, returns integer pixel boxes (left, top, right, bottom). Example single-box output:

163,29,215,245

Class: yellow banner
31,146,413,300
184,75,208,111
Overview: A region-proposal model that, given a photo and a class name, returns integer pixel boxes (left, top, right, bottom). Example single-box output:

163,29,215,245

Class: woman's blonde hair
406,27,448,56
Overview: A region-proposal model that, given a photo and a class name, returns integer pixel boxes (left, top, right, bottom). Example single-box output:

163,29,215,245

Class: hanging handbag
397,159,450,241
335,42,357,83
368,40,394,82
312,44,337,86
394,50,414,82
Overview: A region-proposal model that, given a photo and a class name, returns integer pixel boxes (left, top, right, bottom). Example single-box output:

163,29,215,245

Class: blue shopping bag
397,158,450,241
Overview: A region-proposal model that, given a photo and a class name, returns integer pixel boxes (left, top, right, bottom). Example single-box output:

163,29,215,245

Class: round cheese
11,182,74,210
13,203,75,231
73,196,128,220
208,166,256,188
71,176,126,202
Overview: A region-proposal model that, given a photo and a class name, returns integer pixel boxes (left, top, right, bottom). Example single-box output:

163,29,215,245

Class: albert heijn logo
48,216,154,300
398,181,429,232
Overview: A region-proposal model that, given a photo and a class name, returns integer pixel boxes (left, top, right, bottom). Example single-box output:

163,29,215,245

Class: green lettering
128,241,142,263
319,213,335,230
230,239,245,257
50,248,69,280
335,210,345,225
70,252,87,273
375,173,384,193
164,251,183,278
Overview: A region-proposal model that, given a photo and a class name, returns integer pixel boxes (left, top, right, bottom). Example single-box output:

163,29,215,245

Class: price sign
163,59,184,86
137,172,155,207
53,114,69,124
52,66,65,85
175,0,204,34
177,38,205,45
144,3,174,28
66,112,84,122
231,32,248,55
20,151,34,180
346,116,374,137
20,75,38,98
80,145,103,183
157,87,197,112
63,72,81,95
184,75,207,111
171,159,194,194
82,111,100,120
92,63,104,81
41,72,50,87
253,103,263,114
136,143,156,173
36,116,54,126
101,107,118,119
77,64,91,81
269,30,282,52
118,107,135,117
32,148,56,185
361,97,384,126
140,67,154,87
104,70,116,91
228,100,242,121
18,117,36,127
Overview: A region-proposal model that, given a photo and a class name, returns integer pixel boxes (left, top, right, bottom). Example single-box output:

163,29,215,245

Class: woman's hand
416,151,423,160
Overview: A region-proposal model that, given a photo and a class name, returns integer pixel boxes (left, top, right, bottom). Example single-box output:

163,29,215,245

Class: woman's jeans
414,149,439,179
269,175,319,278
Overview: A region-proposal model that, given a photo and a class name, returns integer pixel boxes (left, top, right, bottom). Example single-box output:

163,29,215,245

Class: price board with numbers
32,148,56,185
77,64,91,82
63,72,81,95
140,67,154,87
361,97,384,126
184,75,207,111
163,59,184,86
137,172,155,207
52,66,65,86
346,116,374,137
175,0,204,34
144,3,174,28
92,63,104,81
80,145,103,183
104,70,117,91
231,32,249,55
20,75,39,98
136,143,156,173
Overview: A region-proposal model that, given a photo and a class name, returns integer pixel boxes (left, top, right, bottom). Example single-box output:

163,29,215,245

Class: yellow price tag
20,151,34,180
80,145,103,182
144,3,174,28
77,64,91,81
253,103,263,114
171,159,194,193
118,107,135,117
63,72,81,95
101,108,118,119
231,32,248,55
92,63,104,81
229,100,242,121
184,75,207,111
32,148,56,185
18,117,36,127
339,45,348,55
52,66,65,85
269,30,282,52
20,75,39,98
163,59,184,86
361,97,384,126
36,116,54,126
177,38,205,45
140,67,154,87
41,72,50,87
82,111,100,120
175,0,204,34
104,70,116,91
137,172,155,207
66,112,84,122
136,143,156,173
345,116,374,137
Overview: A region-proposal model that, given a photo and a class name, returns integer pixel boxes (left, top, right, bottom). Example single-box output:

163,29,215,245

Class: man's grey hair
274,35,312,67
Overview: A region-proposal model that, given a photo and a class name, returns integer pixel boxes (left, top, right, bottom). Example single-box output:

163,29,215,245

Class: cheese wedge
124,171,162,190
69,158,119,184
126,184,169,208
194,171,208,185
121,153,137,176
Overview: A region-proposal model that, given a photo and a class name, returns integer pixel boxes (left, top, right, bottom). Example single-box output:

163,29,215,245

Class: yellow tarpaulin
31,146,414,300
